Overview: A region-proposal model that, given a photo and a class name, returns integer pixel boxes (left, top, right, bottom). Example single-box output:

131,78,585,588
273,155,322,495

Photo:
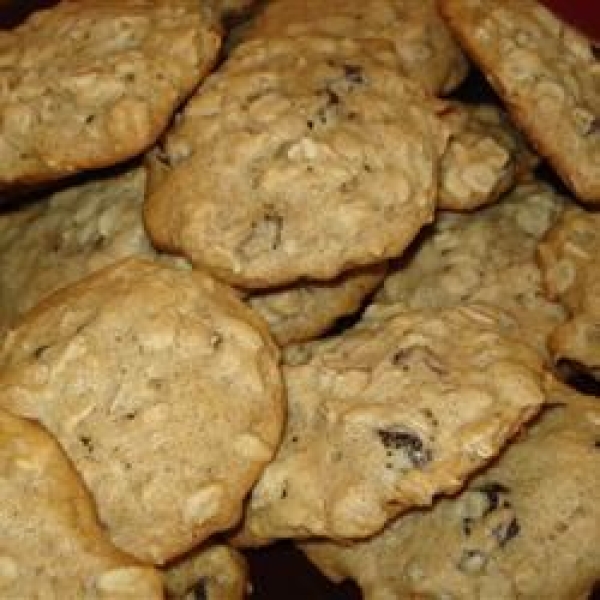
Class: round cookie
0,258,283,564
248,263,387,346
439,0,600,203
374,182,567,361
144,35,449,289
0,407,163,599
0,0,221,189
240,0,469,95
0,165,187,336
163,543,247,600
438,102,538,211
301,382,600,600
234,303,546,544
538,206,600,380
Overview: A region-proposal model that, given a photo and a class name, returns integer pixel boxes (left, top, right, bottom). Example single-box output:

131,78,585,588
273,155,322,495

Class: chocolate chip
592,44,600,61
594,440,600,449
493,516,520,547
377,428,432,467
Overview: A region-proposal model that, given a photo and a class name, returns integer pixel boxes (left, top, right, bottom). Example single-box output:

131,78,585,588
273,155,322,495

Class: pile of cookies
0,0,598,598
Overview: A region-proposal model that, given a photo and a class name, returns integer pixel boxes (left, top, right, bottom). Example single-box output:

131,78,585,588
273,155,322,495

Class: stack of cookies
0,1,598,598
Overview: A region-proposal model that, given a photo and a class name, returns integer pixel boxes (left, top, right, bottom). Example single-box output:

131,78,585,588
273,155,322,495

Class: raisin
476,482,510,513
343,64,364,85
32,345,50,360
192,578,208,600
587,117,600,136
377,428,432,467
79,435,94,453
325,88,341,107
493,516,520,547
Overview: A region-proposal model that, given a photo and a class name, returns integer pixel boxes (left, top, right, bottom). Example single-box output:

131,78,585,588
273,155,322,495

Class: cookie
248,263,387,346
145,35,449,289
301,381,600,600
374,182,567,361
240,0,469,95
234,304,545,544
0,258,283,564
0,0,221,189
440,0,600,203
0,407,163,599
438,102,539,211
538,206,600,379
164,543,247,600
0,165,187,337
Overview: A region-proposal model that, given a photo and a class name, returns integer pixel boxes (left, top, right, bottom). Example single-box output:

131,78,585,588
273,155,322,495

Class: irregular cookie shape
0,0,220,189
0,165,186,336
164,544,247,600
240,0,468,95
301,382,600,600
438,102,538,210
0,407,163,599
538,206,600,379
145,36,448,288
440,0,600,203
374,182,567,361
0,258,283,564
248,263,387,346
235,304,545,544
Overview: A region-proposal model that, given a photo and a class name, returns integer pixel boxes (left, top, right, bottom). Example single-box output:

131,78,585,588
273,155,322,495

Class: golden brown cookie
241,0,468,94
301,382,600,600
145,35,448,289
235,304,545,545
438,102,538,211
248,263,387,346
0,0,220,189
0,258,283,564
0,165,185,336
440,0,600,203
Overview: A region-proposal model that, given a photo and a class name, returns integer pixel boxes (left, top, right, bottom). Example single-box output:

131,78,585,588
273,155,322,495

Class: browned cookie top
145,36,448,289
0,0,221,189
0,258,283,564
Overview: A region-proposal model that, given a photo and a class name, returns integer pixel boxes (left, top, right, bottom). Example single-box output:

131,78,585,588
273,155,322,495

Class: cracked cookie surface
235,304,545,544
0,258,283,564
0,0,220,188
240,0,468,95
301,382,600,600
145,36,448,289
